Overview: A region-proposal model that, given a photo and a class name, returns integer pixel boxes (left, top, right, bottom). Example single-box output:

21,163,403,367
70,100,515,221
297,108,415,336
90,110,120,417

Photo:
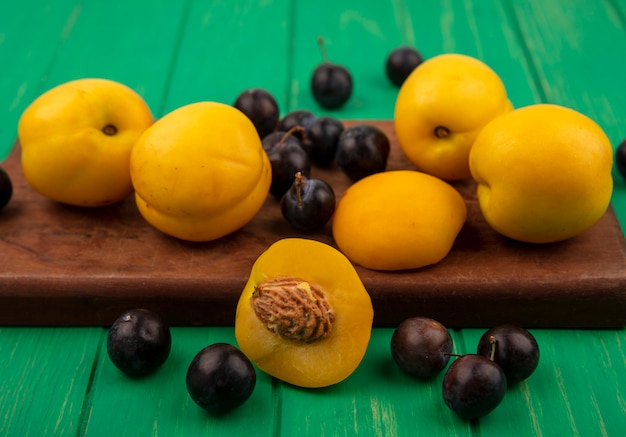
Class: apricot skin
332,170,467,271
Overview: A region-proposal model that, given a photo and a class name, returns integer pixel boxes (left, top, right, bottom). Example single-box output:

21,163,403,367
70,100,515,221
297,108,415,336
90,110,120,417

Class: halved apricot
234,238,374,388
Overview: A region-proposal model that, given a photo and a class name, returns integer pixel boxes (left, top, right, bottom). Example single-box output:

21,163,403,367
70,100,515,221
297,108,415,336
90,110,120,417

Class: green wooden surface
1,1,626,435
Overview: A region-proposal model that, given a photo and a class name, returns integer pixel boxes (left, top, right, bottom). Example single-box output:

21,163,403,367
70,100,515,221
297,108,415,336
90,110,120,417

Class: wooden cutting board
1,121,625,328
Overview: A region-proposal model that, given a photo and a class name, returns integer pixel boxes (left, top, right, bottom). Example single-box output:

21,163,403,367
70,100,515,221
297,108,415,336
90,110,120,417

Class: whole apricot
332,170,467,270
470,104,613,243
234,238,373,388
130,102,271,242
394,54,512,181
18,78,153,206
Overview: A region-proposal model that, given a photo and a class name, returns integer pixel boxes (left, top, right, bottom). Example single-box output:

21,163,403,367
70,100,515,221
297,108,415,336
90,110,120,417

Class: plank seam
33,1,83,96
606,0,626,30
501,2,549,104
157,0,194,117
272,377,283,437
392,0,415,46
283,0,297,113
74,329,105,437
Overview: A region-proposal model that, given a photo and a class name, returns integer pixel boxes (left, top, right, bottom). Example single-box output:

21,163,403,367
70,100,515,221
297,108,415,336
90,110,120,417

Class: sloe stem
489,335,497,361
317,36,329,63
279,126,305,148
434,126,449,138
294,172,304,207
102,124,118,136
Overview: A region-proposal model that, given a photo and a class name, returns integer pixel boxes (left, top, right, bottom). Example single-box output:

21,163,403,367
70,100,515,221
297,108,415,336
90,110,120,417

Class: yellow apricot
394,53,512,181
470,104,613,243
18,78,153,206
332,170,467,270
130,102,271,242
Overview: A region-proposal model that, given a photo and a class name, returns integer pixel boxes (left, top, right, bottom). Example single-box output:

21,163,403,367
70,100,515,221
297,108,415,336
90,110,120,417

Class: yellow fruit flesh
235,238,373,388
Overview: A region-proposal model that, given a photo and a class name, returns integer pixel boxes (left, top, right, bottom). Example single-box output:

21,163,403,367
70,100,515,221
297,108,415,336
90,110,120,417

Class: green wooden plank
278,327,626,436
0,327,103,436
161,0,293,117
34,0,190,118
506,0,626,226
287,0,540,121
2,326,623,436
82,327,275,436
606,0,626,15
0,0,189,161
67,3,293,433
612,0,626,31
1,1,626,436
279,2,626,435
507,0,626,128
458,328,626,436
277,329,473,437
0,0,80,162
401,0,542,109
287,0,403,119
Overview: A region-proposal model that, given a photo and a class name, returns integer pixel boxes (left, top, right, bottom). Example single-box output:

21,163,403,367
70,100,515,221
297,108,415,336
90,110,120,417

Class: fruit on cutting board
332,170,467,271
234,238,373,388
394,53,512,181
335,124,391,182
18,78,153,206
278,109,316,138
130,101,271,242
107,308,171,377
233,88,280,139
0,167,12,210
470,103,613,243
262,128,311,199
277,111,345,168
304,116,345,167
280,172,336,231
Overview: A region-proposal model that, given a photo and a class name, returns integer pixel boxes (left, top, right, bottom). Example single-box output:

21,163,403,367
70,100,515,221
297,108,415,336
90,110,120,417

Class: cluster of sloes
390,317,540,420
233,89,390,232
107,308,256,415
227,44,424,232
